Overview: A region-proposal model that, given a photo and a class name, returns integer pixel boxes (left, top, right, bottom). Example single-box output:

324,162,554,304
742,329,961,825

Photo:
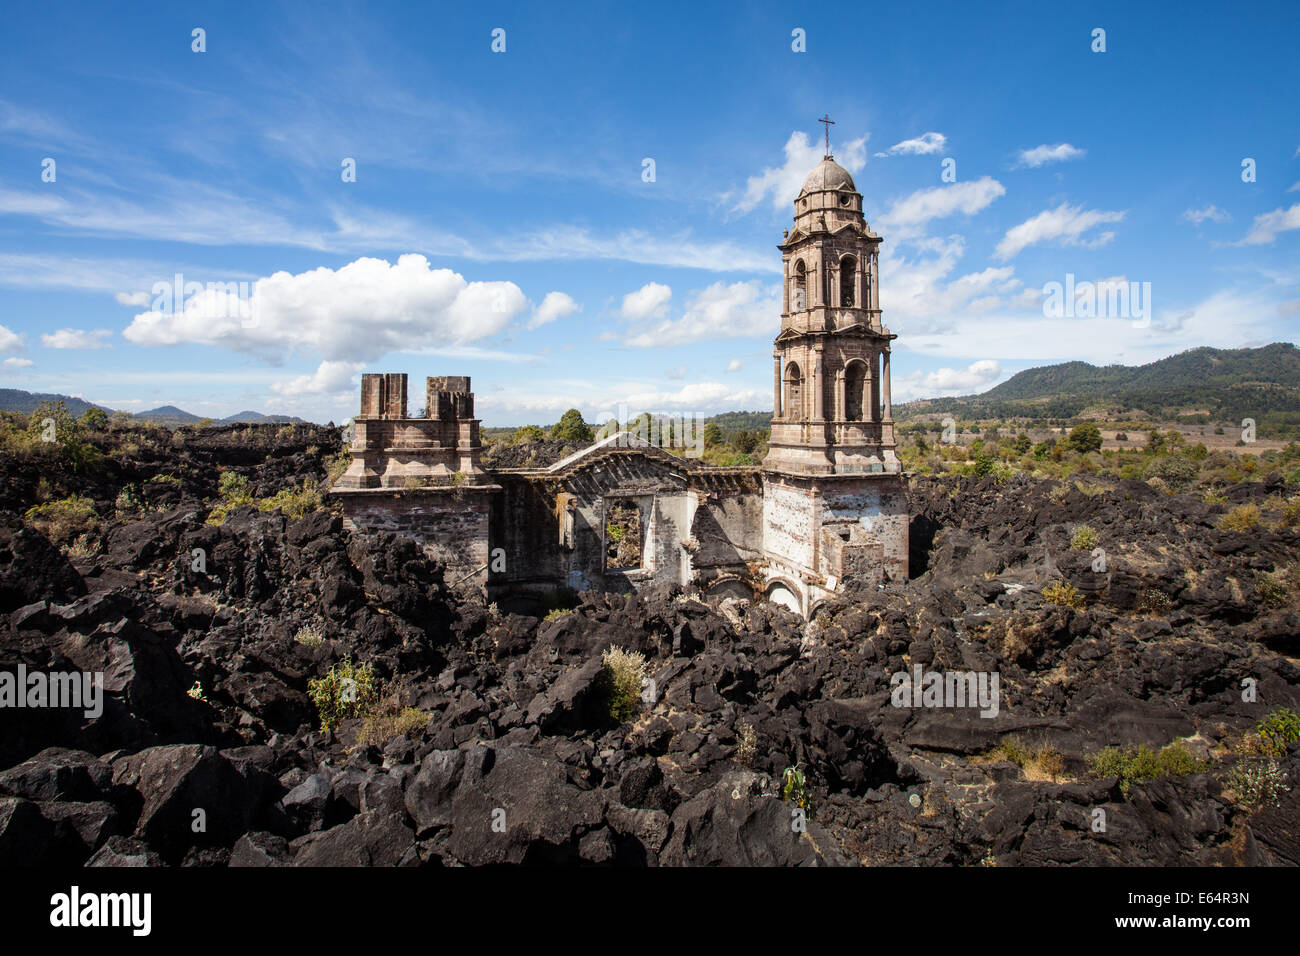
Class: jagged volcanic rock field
1,424,1297,866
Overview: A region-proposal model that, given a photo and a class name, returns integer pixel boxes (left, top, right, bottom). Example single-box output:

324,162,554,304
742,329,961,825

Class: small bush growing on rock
1257,571,1289,608
1085,741,1209,794
114,484,144,516
1047,483,1069,504
351,707,429,752
1070,525,1098,551
1277,497,1300,530
307,658,379,733
259,480,322,519
24,495,100,545
1043,581,1085,610
1219,503,1261,532
1136,588,1172,614
294,624,325,648
1224,758,1289,811
735,722,757,768
600,645,647,724
326,451,351,484
207,471,255,525
1256,707,1300,757
542,608,569,623
781,763,810,811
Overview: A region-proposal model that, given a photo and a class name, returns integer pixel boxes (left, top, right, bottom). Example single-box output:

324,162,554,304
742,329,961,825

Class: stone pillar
882,349,892,421
812,346,824,421
773,353,782,418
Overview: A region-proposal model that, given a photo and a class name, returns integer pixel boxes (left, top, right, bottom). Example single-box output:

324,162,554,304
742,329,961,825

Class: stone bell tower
762,146,899,475
760,128,908,615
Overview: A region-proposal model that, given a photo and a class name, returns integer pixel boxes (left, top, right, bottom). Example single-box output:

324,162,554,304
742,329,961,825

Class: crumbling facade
332,153,907,616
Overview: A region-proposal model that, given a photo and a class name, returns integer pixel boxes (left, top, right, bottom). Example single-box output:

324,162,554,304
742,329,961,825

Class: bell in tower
762,140,899,475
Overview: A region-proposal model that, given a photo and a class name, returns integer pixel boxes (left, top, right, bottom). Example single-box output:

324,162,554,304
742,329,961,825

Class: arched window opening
845,361,866,420
784,362,803,420
792,260,807,311
840,255,856,308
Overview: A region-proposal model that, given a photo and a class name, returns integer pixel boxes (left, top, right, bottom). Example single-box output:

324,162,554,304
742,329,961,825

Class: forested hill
897,343,1300,435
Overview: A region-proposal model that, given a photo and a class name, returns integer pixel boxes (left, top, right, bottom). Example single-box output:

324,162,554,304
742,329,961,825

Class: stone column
813,347,825,421
882,349,892,421
773,352,782,418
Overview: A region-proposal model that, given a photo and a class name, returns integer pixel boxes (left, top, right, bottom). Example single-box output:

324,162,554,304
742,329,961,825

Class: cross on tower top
818,114,835,158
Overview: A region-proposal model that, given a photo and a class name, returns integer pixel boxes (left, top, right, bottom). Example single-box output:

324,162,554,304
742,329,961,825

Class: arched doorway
766,580,802,614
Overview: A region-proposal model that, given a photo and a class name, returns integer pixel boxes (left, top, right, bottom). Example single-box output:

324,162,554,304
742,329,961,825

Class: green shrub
326,451,352,484
1219,503,1261,532
1070,525,1098,551
1257,707,1300,757
307,658,379,733
1224,758,1289,811
542,608,569,623
1086,741,1209,794
1278,497,1300,529
351,707,429,751
259,480,322,519
1043,581,1085,610
600,645,646,723
781,763,810,811
1145,455,1198,493
24,495,100,545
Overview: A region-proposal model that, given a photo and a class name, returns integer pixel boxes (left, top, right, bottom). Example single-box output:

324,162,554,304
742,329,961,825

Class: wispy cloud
1239,203,1300,245
875,132,946,157
1014,143,1085,168
994,202,1125,260
1181,205,1231,225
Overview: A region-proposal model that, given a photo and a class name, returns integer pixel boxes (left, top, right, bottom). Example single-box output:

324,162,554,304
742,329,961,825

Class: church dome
800,158,856,194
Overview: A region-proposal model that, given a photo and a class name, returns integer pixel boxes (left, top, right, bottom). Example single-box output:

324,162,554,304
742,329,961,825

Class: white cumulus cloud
123,254,532,362
4,357,33,368
529,291,580,329
114,290,152,307
0,324,23,353
733,131,868,213
907,359,1002,395
270,360,365,396
619,282,673,321
624,280,780,348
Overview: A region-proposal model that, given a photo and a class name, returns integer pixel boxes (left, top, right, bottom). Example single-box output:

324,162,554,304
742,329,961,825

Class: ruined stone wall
339,489,493,584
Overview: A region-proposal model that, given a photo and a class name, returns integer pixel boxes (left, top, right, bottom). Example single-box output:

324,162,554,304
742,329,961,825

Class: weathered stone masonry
331,152,908,616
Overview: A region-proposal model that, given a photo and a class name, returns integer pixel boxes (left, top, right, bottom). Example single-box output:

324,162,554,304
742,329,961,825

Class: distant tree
1067,422,1103,454
511,425,545,445
703,424,723,447
195,417,214,430
550,408,593,443
80,407,109,431
1014,433,1032,455
1146,429,1166,454
733,429,759,454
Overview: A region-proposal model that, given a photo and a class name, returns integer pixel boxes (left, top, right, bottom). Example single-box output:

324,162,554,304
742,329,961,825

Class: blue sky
1,0,1298,425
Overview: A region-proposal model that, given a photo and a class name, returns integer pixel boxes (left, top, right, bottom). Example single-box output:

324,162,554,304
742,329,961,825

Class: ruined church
331,148,908,617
